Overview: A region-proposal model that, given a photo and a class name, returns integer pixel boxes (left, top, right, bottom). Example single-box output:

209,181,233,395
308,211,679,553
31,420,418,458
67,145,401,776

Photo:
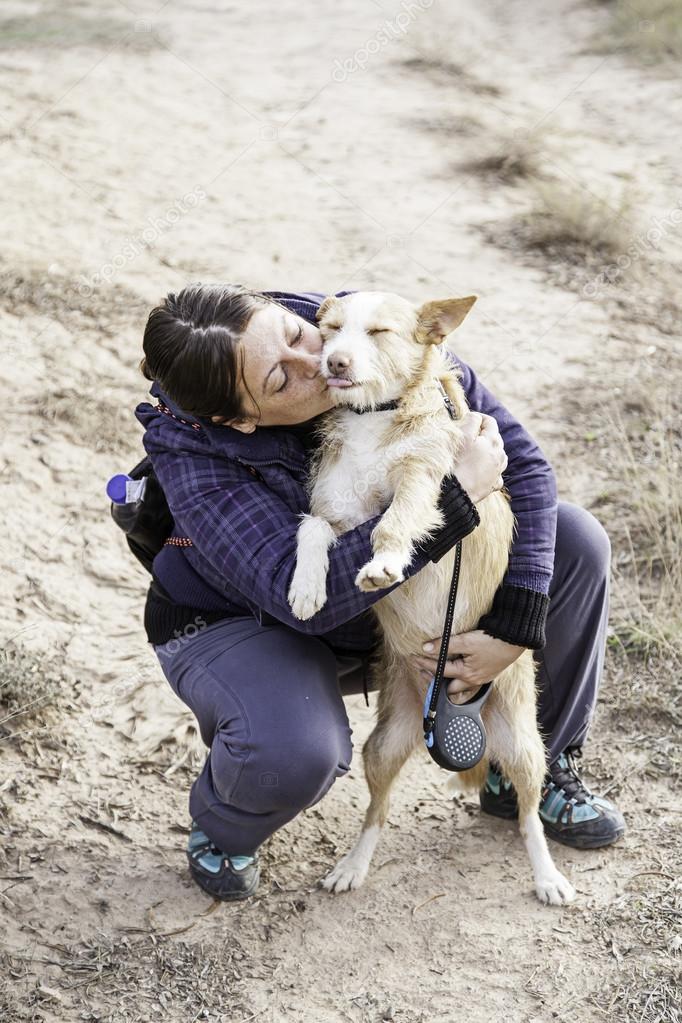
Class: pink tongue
326,377,354,389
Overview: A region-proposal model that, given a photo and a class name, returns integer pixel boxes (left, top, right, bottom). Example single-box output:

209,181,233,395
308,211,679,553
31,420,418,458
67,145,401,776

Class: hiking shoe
186,823,260,900
479,748,626,849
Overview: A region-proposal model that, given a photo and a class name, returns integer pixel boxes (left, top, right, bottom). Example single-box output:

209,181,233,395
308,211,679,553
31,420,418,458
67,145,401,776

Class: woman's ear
415,296,477,345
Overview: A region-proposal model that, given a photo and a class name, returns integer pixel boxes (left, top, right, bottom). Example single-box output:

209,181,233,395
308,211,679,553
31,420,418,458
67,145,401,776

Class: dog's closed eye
366,325,397,336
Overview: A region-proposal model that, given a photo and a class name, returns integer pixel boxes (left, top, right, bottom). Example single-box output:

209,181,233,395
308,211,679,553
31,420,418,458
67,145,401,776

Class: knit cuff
415,474,481,564
476,583,550,650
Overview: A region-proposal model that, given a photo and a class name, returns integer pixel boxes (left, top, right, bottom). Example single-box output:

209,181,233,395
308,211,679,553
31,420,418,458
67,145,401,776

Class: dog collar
350,399,400,414
349,379,457,420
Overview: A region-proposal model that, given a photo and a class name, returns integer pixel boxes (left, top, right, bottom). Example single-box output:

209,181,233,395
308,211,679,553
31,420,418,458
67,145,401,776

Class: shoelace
547,748,594,804
190,828,256,871
207,841,255,870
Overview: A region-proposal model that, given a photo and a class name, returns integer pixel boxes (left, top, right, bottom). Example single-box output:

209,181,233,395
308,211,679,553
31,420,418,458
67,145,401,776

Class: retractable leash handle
424,677,493,772
422,540,494,772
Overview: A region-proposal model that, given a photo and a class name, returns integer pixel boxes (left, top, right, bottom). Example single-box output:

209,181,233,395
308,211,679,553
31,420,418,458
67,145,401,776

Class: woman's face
217,302,335,431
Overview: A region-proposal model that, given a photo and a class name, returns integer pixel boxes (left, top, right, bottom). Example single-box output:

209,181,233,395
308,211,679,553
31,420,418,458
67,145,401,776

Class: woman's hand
410,629,526,703
452,412,508,504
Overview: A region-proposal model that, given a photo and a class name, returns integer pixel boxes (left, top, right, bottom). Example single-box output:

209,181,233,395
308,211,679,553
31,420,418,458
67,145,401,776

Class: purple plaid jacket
134,289,558,652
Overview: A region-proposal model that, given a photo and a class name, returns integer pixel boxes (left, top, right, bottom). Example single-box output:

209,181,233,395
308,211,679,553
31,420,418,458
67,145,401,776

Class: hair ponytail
139,356,154,382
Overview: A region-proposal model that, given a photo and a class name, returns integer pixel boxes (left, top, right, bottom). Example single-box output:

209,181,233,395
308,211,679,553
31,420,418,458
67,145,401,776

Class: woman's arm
146,447,480,637
445,349,557,649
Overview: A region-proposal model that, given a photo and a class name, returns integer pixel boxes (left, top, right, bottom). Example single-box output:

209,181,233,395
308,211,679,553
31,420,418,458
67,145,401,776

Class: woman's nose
294,347,323,376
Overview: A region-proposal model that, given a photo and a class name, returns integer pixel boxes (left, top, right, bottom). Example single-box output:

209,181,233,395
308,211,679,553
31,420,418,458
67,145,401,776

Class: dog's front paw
319,851,369,893
287,567,328,620
355,553,405,592
535,870,576,906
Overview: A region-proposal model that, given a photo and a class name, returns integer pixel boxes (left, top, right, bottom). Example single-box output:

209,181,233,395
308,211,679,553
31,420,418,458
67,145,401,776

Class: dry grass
595,965,682,1021
0,263,147,455
560,337,682,736
0,263,148,334
399,19,503,98
596,0,682,65
459,125,549,183
592,871,681,1021
0,643,66,733
518,177,637,260
0,4,162,53
34,384,142,455
562,336,682,1020
400,55,502,96
409,113,483,138
481,175,640,284
1,933,262,1022
589,348,681,668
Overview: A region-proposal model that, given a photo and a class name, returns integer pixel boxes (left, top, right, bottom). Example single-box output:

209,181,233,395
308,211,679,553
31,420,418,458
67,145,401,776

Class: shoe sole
189,864,261,901
481,803,626,849
543,826,626,850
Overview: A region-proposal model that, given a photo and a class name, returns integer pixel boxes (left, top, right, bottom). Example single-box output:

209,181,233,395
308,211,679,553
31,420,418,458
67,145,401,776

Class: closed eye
276,323,304,392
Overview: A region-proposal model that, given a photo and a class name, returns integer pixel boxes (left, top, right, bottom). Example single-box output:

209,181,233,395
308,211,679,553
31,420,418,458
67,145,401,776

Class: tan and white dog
287,291,575,906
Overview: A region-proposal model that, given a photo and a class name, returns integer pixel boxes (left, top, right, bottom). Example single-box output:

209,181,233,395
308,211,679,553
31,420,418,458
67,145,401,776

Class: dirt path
1,1,680,1020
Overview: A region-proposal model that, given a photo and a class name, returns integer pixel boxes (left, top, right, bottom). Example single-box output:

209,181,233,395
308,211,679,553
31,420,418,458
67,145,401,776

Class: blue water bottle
106,473,148,506
107,461,172,573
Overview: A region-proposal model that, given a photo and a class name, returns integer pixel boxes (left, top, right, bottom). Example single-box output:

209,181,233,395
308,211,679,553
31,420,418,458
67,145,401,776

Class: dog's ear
316,296,342,323
415,296,477,345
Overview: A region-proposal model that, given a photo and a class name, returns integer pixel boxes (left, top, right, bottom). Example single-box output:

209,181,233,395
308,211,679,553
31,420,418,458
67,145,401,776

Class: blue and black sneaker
186,823,261,900
479,747,626,849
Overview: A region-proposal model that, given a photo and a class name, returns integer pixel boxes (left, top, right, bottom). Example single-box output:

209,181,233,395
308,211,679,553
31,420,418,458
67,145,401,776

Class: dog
287,291,576,906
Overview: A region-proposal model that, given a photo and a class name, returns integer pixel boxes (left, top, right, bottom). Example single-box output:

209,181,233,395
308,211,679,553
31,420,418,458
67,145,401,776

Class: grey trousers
153,501,611,856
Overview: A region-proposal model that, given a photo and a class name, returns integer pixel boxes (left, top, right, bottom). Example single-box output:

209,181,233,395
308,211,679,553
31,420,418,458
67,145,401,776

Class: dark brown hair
140,283,275,424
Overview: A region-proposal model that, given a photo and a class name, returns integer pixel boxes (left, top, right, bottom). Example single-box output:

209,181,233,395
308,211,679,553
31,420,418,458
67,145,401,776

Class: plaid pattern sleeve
445,349,558,649
147,447,441,637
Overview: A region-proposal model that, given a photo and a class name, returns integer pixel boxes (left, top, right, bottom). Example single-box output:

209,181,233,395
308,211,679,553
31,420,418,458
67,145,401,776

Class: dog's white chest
313,413,405,528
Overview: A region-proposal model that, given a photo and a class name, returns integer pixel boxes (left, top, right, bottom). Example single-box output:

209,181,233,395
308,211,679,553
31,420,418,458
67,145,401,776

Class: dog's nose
327,352,351,375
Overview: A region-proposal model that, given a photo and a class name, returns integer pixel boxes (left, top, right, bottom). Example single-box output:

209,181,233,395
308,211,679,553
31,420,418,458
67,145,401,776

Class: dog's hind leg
484,683,576,906
484,654,576,904
320,679,422,894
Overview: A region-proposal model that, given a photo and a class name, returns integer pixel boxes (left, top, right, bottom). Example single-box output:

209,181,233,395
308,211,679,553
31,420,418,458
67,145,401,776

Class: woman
135,284,625,901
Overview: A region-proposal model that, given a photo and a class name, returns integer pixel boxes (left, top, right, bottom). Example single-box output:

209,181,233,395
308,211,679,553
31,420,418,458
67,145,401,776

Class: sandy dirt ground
0,1,680,1020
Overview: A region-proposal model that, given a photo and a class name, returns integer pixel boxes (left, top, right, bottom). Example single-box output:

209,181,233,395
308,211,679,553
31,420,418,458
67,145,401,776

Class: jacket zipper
235,455,306,480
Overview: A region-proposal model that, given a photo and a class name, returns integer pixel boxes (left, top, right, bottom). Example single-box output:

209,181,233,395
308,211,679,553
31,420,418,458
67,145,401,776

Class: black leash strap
422,538,494,771
423,540,463,735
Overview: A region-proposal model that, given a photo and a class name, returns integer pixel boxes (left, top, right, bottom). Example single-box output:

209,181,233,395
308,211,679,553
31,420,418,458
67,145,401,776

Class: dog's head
316,291,477,408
